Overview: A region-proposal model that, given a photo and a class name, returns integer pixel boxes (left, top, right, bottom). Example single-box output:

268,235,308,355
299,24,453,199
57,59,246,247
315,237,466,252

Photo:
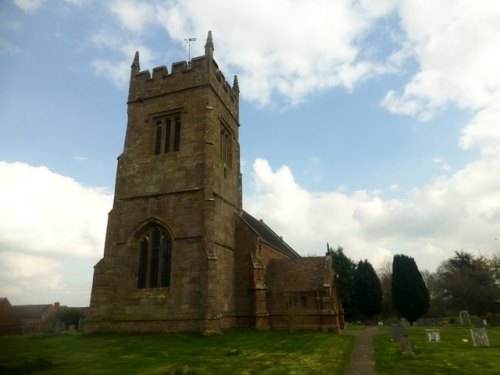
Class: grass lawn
0,330,354,374
374,325,500,375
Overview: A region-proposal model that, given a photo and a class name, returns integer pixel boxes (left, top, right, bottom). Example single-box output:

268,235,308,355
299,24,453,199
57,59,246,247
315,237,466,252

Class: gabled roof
0,297,23,324
13,304,52,319
266,257,327,292
240,210,300,259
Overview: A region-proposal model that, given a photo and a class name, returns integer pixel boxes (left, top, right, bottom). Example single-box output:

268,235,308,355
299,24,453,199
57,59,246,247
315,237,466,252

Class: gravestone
401,317,410,327
470,328,490,347
459,310,471,326
425,329,440,342
391,323,406,341
400,336,416,358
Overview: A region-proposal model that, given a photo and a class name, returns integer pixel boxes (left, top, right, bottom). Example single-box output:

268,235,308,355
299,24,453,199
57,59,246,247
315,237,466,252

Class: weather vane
184,37,196,63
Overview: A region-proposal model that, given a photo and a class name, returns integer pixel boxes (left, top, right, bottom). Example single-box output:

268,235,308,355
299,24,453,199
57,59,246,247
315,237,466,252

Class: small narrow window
149,228,160,288
173,118,181,151
154,123,162,155
227,132,232,169
220,124,232,175
164,119,171,153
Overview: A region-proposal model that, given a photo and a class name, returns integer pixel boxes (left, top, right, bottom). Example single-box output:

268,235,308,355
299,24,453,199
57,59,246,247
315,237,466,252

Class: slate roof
240,210,301,259
13,304,52,319
265,257,326,292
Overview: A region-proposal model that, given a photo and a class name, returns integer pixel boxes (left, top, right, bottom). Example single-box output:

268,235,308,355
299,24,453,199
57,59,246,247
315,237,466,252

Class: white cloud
155,0,397,105
0,249,97,305
245,158,500,271
0,161,112,258
13,0,45,12
90,30,157,87
109,0,155,33
382,0,500,120
459,100,500,156
0,162,111,305
0,252,61,279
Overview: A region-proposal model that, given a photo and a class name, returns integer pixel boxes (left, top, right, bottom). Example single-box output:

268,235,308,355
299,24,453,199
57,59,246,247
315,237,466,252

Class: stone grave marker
401,317,410,327
400,336,416,358
459,310,471,326
470,328,490,347
391,323,405,341
425,329,440,342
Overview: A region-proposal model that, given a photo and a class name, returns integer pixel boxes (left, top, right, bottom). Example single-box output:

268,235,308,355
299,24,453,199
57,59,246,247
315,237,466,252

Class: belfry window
220,124,232,175
137,225,172,289
154,115,181,154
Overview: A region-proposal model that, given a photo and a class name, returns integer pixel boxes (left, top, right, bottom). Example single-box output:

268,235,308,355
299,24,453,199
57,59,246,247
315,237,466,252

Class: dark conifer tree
329,245,358,319
392,254,430,323
353,259,383,317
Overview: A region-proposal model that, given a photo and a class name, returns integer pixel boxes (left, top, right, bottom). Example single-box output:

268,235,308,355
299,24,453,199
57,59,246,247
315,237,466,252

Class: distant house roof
0,298,23,324
13,304,52,319
240,210,300,259
266,257,326,292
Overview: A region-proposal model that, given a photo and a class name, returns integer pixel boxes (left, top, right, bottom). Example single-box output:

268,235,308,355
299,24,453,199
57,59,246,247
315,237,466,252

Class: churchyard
0,323,498,374
0,330,354,374
374,324,500,374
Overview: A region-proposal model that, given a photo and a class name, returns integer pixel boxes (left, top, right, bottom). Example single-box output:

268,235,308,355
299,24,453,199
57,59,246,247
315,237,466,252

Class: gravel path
342,326,380,375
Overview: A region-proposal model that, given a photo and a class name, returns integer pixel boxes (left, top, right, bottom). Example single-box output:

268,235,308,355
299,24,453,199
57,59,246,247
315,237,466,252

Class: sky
1,0,499,307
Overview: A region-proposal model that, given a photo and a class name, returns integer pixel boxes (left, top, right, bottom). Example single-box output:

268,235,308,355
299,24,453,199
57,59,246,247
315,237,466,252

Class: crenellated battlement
128,31,239,117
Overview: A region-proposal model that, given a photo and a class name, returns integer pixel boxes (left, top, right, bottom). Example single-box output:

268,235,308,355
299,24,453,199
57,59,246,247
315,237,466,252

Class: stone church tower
86,32,343,334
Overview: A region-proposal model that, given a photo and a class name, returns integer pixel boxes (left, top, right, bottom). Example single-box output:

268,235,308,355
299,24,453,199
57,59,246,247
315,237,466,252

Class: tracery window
154,115,181,155
137,225,172,288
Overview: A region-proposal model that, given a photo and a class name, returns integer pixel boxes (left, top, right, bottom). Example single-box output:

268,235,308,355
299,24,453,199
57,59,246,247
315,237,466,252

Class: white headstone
425,329,440,342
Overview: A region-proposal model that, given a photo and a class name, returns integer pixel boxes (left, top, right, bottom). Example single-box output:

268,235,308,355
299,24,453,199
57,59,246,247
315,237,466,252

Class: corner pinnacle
131,51,140,69
233,75,239,93
205,30,214,54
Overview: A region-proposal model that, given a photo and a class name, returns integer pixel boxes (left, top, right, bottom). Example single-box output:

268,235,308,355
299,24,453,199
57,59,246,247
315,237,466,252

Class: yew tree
329,245,358,319
392,254,429,323
354,259,383,317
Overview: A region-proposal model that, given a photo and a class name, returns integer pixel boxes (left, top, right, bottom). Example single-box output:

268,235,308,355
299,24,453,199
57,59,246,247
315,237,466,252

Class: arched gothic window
137,225,172,288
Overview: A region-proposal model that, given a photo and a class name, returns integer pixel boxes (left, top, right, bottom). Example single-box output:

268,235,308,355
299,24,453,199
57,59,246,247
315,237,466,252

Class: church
85,32,343,334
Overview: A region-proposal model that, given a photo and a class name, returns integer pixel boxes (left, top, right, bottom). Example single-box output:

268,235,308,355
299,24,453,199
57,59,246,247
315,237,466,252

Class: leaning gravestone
400,336,416,358
459,310,471,326
470,328,490,347
469,317,490,347
391,323,406,341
